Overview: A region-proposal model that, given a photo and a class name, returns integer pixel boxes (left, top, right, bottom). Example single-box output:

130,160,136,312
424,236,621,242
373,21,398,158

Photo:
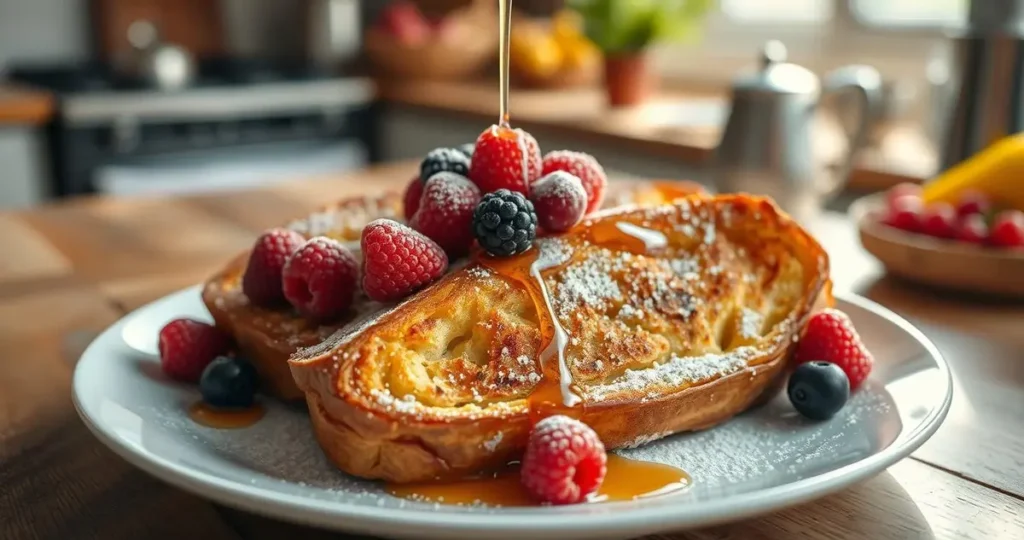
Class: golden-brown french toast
202,181,705,401
288,193,832,483
201,193,403,400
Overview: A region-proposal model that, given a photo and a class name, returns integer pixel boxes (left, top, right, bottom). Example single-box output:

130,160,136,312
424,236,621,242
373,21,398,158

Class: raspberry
472,189,538,257
242,228,305,307
529,171,587,233
282,237,359,320
410,172,481,257
885,182,922,207
541,150,608,214
158,318,231,383
920,202,957,239
468,124,542,195
956,214,989,244
361,218,448,302
882,195,922,233
402,175,424,221
989,209,1024,248
955,189,991,219
794,309,874,390
520,415,607,505
420,147,470,184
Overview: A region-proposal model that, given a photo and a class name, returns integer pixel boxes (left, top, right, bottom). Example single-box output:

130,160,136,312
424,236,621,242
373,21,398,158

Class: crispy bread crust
289,194,833,483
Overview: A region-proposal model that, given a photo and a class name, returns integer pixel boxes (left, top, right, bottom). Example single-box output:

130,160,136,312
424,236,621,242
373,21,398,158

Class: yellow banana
923,134,1024,209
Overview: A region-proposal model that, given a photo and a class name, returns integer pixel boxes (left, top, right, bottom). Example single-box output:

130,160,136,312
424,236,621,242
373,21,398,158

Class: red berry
281,237,359,320
242,228,305,307
520,415,607,505
158,319,231,383
542,150,608,215
361,218,448,302
920,202,957,238
468,124,542,195
410,172,481,257
955,189,991,219
402,175,424,221
989,210,1024,248
956,213,989,244
885,183,922,207
794,309,874,390
882,195,922,232
529,171,587,233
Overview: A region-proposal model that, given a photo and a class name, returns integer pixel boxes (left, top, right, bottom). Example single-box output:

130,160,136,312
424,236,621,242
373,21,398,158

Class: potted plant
567,0,712,107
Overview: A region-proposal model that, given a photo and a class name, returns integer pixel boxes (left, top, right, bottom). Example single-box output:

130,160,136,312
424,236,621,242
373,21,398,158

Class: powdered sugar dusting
531,171,586,204
138,379,897,512
618,385,896,487
588,347,759,401
553,249,623,318
421,173,480,211
740,308,764,339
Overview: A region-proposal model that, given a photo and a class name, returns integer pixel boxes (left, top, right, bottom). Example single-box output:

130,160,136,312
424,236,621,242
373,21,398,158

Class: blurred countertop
0,84,54,125
376,78,939,191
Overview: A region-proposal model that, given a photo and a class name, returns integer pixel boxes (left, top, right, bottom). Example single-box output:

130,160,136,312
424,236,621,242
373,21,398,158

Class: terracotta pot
603,52,654,107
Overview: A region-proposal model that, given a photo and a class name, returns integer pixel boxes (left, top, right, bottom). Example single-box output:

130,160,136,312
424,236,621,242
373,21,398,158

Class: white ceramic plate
72,286,952,540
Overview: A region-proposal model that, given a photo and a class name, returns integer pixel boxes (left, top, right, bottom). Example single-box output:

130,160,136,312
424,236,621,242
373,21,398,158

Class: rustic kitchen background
0,0,965,209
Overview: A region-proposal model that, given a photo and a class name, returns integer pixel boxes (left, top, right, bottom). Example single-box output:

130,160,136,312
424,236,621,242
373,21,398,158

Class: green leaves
567,0,713,54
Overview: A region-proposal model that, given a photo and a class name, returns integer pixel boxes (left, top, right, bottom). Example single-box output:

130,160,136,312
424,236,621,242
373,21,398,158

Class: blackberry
420,147,470,183
472,189,538,257
457,143,475,158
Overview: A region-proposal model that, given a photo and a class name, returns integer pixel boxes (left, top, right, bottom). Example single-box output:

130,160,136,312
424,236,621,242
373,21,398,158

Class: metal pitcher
710,41,882,221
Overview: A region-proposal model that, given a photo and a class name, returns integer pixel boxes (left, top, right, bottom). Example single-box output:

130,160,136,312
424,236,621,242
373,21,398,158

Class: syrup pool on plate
188,401,265,429
387,454,690,507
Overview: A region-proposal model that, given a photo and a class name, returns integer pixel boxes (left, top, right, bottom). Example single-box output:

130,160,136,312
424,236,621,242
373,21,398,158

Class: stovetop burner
7,58,336,94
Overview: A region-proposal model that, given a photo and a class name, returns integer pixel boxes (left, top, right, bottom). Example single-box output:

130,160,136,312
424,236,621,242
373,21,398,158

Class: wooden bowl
364,27,497,81
850,193,1024,298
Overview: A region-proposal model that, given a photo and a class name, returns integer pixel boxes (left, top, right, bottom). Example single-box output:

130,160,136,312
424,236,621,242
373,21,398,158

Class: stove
7,59,377,198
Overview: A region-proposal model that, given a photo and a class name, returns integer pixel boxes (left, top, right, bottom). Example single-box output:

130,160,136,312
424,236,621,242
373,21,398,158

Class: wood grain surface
0,84,54,125
0,162,1021,540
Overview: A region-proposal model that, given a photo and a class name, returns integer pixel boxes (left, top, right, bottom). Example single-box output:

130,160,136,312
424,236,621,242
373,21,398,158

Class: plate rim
71,286,953,537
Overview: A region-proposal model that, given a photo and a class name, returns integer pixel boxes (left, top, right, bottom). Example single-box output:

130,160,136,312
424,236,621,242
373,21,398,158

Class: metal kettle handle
818,65,883,197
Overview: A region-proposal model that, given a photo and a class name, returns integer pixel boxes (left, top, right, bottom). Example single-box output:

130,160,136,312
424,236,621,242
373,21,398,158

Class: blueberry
457,143,475,158
787,361,850,420
199,356,259,409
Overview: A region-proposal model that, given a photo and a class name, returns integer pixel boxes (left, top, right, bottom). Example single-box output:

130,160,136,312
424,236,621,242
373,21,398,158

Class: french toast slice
201,193,403,400
201,181,705,401
288,193,833,483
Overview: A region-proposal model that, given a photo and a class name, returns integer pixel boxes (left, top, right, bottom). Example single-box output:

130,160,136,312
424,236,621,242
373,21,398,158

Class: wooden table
1,162,1022,540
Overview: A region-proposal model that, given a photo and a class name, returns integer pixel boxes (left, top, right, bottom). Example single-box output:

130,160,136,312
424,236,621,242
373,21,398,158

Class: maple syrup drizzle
188,401,265,429
497,0,512,128
476,242,579,413
387,454,690,507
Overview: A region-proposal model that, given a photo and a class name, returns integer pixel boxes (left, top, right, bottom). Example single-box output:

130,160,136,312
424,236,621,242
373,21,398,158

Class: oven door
93,138,367,197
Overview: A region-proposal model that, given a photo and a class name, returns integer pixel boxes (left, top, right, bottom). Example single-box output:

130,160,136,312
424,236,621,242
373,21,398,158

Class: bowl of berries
851,182,1024,298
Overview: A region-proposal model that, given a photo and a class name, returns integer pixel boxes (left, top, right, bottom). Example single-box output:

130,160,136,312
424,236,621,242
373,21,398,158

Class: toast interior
289,193,832,483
